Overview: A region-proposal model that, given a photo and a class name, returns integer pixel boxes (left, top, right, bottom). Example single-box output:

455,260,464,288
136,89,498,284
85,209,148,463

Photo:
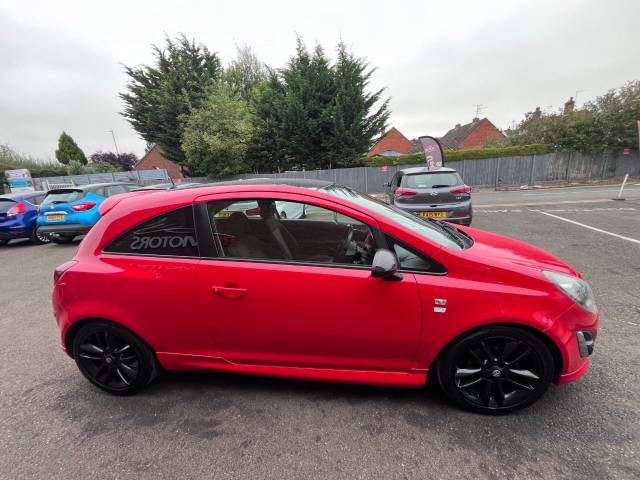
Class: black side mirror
371,249,402,280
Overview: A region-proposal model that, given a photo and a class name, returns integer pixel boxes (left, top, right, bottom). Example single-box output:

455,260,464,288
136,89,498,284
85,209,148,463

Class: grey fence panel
496,155,533,186
113,171,141,183
533,154,566,183
612,152,640,177
461,158,499,187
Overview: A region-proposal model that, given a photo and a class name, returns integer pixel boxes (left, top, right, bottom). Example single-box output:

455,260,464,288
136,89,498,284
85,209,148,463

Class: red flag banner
418,136,444,170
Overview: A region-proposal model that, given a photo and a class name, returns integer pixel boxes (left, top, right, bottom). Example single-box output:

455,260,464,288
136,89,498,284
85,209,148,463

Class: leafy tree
508,81,640,152
182,86,253,177
327,41,390,166
248,38,390,171
224,44,269,102
120,34,223,165
89,151,138,171
55,132,87,165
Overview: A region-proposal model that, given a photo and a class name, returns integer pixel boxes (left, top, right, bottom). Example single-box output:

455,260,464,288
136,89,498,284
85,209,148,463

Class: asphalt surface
1,184,639,479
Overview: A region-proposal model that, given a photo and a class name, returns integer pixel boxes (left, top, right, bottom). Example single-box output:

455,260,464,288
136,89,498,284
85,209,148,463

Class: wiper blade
425,218,466,248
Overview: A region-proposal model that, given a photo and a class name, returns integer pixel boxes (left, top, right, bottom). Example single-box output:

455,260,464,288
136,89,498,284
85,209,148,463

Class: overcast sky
1,0,638,161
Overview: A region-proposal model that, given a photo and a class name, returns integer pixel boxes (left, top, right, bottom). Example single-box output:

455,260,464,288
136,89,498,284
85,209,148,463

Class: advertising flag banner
4,169,35,193
418,136,444,170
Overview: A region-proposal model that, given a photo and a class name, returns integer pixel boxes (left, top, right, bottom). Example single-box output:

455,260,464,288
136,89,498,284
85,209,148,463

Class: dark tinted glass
41,190,84,205
0,199,16,211
402,173,461,189
104,206,198,257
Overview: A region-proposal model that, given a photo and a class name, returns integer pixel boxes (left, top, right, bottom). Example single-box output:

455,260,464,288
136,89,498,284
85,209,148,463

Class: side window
387,236,446,274
104,206,198,257
207,199,376,266
106,185,127,196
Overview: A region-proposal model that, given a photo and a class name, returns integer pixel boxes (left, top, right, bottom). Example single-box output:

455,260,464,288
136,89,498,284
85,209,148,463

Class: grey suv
385,167,472,225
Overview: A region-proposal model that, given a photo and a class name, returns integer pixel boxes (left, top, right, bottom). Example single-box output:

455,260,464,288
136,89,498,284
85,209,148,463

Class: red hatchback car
53,179,598,414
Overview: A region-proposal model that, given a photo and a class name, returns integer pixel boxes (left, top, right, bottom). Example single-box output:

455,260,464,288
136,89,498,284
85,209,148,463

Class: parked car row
0,181,201,246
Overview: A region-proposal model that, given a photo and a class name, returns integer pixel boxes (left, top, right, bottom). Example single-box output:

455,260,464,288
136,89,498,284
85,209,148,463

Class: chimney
454,123,461,130
472,117,480,123
380,128,386,137
532,107,541,120
563,96,575,115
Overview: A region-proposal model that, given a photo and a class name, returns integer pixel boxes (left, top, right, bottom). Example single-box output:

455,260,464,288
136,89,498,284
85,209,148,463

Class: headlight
543,270,597,313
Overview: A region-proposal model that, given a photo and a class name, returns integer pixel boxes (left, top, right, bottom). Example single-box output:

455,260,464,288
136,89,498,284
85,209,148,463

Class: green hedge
1,144,68,181
365,144,551,166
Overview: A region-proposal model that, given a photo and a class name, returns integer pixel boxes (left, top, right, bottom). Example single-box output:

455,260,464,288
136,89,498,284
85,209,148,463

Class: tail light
54,260,77,285
395,188,417,197
6,202,26,217
245,207,261,216
451,185,471,194
72,202,96,211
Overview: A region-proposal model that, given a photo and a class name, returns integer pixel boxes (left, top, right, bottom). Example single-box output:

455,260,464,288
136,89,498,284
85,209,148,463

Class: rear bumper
393,202,473,225
37,224,92,237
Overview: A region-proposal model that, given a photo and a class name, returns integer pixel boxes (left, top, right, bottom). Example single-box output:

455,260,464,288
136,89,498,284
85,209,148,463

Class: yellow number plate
46,214,66,221
419,211,448,218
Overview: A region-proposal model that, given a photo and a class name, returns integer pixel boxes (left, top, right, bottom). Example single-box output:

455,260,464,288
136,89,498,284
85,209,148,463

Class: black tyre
50,235,75,244
0,239,9,246
72,321,158,395
30,229,51,245
437,326,554,414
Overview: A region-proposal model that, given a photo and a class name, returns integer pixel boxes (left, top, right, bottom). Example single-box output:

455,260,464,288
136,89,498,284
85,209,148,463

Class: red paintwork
53,184,599,388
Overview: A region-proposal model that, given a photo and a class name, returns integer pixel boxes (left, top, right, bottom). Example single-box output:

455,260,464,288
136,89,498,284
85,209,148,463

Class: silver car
385,167,472,225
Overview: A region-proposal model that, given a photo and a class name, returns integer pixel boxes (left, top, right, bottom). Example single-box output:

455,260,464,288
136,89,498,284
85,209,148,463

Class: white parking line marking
533,210,640,245
475,207,636,213
475,199,613,208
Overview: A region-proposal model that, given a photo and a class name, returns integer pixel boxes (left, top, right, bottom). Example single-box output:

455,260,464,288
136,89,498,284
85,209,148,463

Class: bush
0,144,67,181
364,144,551,166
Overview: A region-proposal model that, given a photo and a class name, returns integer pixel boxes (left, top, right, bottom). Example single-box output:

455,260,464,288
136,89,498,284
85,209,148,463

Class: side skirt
157,352,427,388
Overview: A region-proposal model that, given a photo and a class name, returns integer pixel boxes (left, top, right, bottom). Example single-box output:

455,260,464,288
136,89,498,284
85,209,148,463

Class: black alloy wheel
437,326,554,414
72,321,157,395
30,229,51,245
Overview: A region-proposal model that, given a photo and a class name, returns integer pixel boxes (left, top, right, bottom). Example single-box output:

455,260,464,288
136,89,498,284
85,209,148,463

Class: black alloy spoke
505,377,535,391
479,341,497,362
506,347,531,366
508,368,540,382
501,341,520,362
77,331,139,389
80,343,103,354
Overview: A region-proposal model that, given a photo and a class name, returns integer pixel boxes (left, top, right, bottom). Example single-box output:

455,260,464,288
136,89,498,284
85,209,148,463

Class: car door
195,193,423,372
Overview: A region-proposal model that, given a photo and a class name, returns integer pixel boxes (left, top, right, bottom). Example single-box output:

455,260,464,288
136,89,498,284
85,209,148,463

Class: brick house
367,127,415,157
439,118,505,150
134,144,183,179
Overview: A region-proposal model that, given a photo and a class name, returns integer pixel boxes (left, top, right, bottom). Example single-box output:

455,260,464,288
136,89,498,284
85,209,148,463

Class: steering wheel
336,224,355,259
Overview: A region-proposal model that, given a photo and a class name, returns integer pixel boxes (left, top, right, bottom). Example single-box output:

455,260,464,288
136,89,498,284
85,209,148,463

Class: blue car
0,191,51,245
36,183,140,244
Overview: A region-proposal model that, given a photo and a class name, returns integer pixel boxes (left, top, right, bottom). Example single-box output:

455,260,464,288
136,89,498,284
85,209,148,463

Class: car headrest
224,212,251,234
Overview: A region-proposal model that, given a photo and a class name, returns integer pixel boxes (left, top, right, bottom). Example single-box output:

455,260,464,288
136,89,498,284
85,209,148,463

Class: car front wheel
72,321,158,395
436,326,554,414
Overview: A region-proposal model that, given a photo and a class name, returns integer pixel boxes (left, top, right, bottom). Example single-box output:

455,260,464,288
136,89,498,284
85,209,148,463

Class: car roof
399,167,457,175
190,178,334,189
46,182,136,193
0,191,46,200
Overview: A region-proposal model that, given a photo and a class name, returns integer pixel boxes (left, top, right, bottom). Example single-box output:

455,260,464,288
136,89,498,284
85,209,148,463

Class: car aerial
386,167,472,225
36,182,140,244
0,191,51,245
53,178,598,414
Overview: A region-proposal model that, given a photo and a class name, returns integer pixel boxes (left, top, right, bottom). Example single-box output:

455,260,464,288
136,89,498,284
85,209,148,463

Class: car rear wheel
436,326,554,414
72,321,158,395
50,235,75,244
30,229,51,245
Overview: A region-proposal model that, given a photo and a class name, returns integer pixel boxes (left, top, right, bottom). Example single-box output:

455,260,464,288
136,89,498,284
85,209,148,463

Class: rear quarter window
104,206,199,257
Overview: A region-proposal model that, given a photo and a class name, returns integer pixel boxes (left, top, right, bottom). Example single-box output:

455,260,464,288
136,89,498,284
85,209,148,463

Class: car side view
0,191,50,245
386,167,473,225
53,179,598,414
37,182,140,243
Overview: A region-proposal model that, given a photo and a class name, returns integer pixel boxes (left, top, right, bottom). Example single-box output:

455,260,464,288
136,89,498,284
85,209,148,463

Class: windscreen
0,199,16,211
403,172,461,189
41,190,84,205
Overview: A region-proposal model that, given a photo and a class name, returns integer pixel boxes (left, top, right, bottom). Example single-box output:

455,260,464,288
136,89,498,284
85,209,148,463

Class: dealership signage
4,169,35,193
418,136,444,170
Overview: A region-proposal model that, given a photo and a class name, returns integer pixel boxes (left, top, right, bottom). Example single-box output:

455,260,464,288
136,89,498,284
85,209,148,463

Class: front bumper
37,224,92,237
548,305,599,385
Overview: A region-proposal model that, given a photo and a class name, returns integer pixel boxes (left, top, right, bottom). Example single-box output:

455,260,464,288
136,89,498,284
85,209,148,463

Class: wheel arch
64,317,157,359
429,322,563,377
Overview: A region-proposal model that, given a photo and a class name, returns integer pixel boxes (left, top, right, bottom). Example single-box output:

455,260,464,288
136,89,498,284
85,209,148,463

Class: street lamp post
108,130,120,155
